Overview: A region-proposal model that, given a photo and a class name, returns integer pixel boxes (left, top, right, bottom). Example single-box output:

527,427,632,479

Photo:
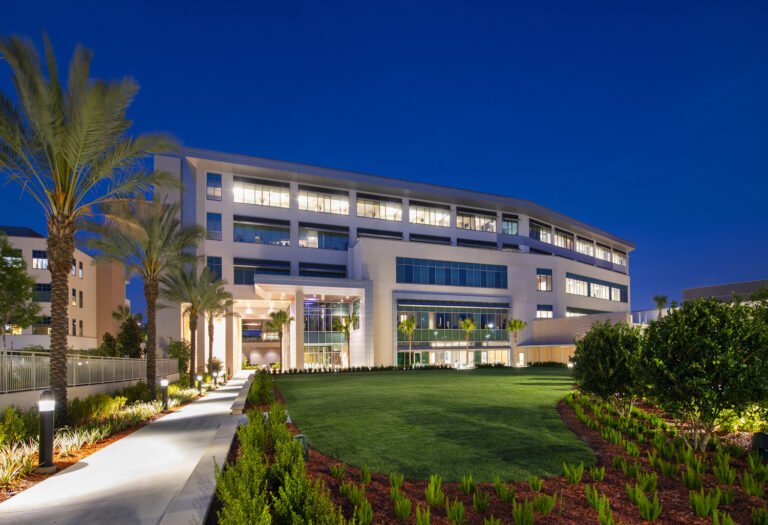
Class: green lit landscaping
275,367,594,482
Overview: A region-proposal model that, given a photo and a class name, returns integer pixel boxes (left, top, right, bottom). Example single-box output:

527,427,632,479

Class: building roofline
0,225,45,239
683,278,768,292
165,146,636,250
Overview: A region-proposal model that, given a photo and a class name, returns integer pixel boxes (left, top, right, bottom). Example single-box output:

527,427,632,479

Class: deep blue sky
2,1,767,315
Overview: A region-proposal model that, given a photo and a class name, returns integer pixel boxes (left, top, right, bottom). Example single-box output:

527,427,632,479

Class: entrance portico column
291,290,304,369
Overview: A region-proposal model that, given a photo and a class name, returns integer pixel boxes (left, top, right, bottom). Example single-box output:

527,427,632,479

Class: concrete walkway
0,373,251,525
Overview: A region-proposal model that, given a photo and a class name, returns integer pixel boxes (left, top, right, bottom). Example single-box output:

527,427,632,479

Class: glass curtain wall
396,301,509,367
304,301,351,369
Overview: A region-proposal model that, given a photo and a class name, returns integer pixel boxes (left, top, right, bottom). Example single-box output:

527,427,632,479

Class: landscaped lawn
275,367,594,482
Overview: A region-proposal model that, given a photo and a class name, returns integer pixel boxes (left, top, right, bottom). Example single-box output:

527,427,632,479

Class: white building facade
155,148,634,373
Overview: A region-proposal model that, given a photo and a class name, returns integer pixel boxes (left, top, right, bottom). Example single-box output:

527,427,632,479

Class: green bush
510,498,534,525
563,461,584,484
713,510,735,525
753,506,768,525
589,465,605,481
69,393,127,423
425,474,444,508
247,371,274,407
353,499,373,525
459,473,475,494
527,361,567,368
638,491,662,521
389,472,404,490
445,498,466,524
741,470,765,497
527,475,543,492
585,484,600,509
329,463,345,480
493,476,515,502
393,490,412,519
121,381,151,404
533,492,556,514
415,504,430,525
689,488,720,517
473,489,490,513
681,468,702,489
0,406,36,445
359,463,371,485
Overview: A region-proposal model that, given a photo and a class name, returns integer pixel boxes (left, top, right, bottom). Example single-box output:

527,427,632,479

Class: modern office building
154,148,634,373
0,226,126,350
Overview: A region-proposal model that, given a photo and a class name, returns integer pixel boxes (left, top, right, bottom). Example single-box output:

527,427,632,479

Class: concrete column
225,304,235,375
291,290,304,369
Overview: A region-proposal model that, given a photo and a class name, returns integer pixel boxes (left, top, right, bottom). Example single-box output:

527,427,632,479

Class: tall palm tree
397,316,416,367
161,266,220,387
506,318,528,365
653,295,668,321
459,317,476,367
204,286,233,375
84,200,203,397
266,309,294,371
333,312,359,369
111,304,142,325
0,35,175,419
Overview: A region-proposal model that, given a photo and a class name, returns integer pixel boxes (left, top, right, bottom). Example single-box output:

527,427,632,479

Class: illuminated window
356,195,402,221
575,238,594,257
536,269,552,291
299,226,349,250
502,215,518,235
554,230,574,250
9,325,22,335
233,219,290,246
72,258,76,276
408,202,450,227
613,250,627,267
456,209,496,232
590,283,610,300
32,250,48,269
566,277,588,296
207,213,222,241
298,187,349,215
529,220,552,243
71,288,77,306
536,305,553,319
78,261,83,279
596,244,612,262
233,176,290,207
206,172,222,201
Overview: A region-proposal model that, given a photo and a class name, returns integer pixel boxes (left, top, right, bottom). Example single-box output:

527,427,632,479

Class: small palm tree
459,317,476,367
505,318,527,348
161,266,219,387
85,200,203,397
112,304,142,325
0,36,175,419
204,288,233,375
266,309,294,371
653,295,668,321
333,312,359,369
397,316,416,367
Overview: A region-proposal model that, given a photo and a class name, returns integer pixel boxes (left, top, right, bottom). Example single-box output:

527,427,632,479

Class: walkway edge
158,379,252,525
230,373,254,414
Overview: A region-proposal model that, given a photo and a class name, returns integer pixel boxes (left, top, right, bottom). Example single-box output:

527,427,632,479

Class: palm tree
0,35,175,419
161,266,220,387
506,318,528,365
204,287,233,375
459,317,476,367
653,295,668,321
85,200,203,397
333,312,359,369
266,309,294,371
111,304,142,325
397,316,416,367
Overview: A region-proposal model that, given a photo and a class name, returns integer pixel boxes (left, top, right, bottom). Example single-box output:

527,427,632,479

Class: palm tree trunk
144,279,158,399
408,336,412,368
208,314,214,373
189,315,198,388
47,219,75,423
346,330,351,369
279,330,284,371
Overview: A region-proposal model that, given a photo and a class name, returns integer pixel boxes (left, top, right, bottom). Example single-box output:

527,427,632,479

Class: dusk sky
1,2,766,315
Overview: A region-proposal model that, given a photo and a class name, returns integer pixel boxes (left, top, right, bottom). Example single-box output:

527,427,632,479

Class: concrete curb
230,373,254,414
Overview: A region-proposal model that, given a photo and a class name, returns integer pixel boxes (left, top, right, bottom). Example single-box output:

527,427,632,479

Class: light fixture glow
160,378,169,387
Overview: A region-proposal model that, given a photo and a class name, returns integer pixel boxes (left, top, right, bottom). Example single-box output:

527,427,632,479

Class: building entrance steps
0,372,252,525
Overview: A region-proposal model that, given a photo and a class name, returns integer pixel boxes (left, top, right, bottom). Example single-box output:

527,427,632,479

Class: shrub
689,488,720,517
597,495,615,525
686,454,708,474
459,474,475,494
563,461,584,484
353,499,373,525
612,455,626,470
753,506,768,525
741,470,765,497
483,517,501,525
389,471,404,490
638,472,658,492
393,490,411,519
167,338,190,375
528,361,567,368
445,498,466,524
0,406,34,446
510,498,534,525
425,474,444,508
473,489,490,513
415,504,430,525
359,463,371,485
527,475,543,492
714,463,737,485
247,371,274,406
494,476,515,502
681,468,703,489
621,460,642,479
329,463,345,480
626,482,643,505
713,510,735,525
533,492,556,514
68,393,127,423
121,381,151,404
638,491,662,522
660,461,680,478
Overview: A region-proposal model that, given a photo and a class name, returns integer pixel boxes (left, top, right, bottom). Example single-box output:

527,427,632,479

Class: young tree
333,312,359,369
459,317,476,367
85,200,203,397
0,36,174,419
571,320,643,418
397,316,416,367
266,309,294,371
204,287,233,375
161,266,218,387
0,233,40,351
116,317,143,358
652,294,668,321
505,318,528,349
643,298,768,450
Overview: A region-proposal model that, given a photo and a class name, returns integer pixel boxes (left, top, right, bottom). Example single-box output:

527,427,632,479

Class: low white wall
0,372,180,410
7,334,99,351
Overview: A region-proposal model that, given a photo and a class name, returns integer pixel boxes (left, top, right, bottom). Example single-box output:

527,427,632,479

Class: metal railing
0,352,179,394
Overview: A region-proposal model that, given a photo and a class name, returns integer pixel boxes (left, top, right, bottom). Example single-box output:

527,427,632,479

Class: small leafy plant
445,498,466,525
612,455,626,470
348,483,366,507
493,476,516,503
660,461,680,478
638,491,662,522
425,474,444,508
681,468,703,490
511,498,534,525
393,491,412,520
597,495,615,525
689,488,720,518
626,482,643,505
354,499,373,525
753,506,768,525
359,463,371,485
415,504,430,525
329,463,345,480
389,471,404,489
713,510,735,525
459,474,476,495
638,472,658,492
473,489,490,513
527,475,543,492
741,470,765,497
533,492,557,514
621,460,642,479
585,483,600,509
590,465,605,481
714,463,736,485
563,461,584,484
484,517,501,525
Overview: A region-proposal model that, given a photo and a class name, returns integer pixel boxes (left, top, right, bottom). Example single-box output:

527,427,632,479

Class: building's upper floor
155,148,635,275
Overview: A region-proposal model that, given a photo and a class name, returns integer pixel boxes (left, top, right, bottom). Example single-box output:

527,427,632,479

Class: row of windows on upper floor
33,284,85,307
9,317,83,336
205,173,627,264
535,305,613,319
30,250,86,278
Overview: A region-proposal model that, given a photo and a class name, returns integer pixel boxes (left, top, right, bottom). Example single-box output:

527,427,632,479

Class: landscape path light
36,390,56,474
213,371,218,387
196,374,203,394
160,378,169,410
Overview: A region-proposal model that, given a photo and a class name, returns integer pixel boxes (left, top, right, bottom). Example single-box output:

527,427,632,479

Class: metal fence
0,352,179,394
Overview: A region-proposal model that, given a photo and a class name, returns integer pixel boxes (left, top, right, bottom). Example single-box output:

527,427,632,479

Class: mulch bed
0,391,208,503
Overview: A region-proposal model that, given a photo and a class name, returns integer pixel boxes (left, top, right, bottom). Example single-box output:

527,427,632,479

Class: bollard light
196,374,203,394
36,390,57,474
160,378,169,410
213,371,218,387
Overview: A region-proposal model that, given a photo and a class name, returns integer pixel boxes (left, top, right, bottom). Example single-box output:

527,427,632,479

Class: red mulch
0,391,206,503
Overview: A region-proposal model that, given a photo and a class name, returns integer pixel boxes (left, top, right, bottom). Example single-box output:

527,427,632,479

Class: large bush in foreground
643,298,768,450
572,320,643,418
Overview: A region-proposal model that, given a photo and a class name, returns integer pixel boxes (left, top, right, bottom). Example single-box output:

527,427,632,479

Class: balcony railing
0,352,179,394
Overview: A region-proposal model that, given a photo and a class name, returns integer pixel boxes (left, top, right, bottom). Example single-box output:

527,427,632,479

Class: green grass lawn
275,367,594,482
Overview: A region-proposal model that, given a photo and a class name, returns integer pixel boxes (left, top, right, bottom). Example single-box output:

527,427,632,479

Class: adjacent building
683,279,768,303
0,226,126,350
155,148,635,373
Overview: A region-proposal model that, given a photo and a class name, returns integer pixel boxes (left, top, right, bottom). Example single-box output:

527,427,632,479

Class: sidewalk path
0,373,250,525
